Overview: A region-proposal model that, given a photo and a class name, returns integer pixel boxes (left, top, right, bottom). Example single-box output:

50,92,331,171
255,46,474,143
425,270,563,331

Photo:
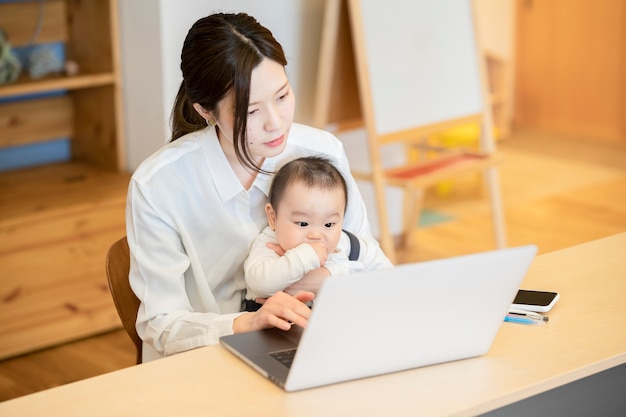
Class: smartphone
511,289,560,313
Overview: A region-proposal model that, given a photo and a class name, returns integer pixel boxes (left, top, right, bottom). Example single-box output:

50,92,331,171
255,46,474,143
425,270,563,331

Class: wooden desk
2,233,625,416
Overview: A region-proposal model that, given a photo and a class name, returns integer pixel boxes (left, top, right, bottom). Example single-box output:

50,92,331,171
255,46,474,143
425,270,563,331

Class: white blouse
126,123,391,362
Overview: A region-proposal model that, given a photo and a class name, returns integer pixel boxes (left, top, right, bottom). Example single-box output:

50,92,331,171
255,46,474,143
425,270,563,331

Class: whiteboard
349,0,484,136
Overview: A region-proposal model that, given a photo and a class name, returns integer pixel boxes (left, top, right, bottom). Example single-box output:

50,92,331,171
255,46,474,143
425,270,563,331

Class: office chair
105,236,142,364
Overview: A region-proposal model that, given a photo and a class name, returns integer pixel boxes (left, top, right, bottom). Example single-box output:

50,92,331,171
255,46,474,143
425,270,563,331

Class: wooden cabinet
514,0,626,143
0,0,130,359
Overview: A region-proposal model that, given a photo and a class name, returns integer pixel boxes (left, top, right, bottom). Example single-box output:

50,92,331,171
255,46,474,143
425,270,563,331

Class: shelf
0,95,73,147
0,72,116,99
0,161,130,235
0,0,127,358
0,161,130,360
0,266,125,359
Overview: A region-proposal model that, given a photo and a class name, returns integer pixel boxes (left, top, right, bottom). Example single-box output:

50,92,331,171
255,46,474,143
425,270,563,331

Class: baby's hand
266,242,286,256
308,242,329,265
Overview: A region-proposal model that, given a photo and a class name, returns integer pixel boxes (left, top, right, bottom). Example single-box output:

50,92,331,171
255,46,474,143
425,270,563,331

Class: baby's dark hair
269,156,348,212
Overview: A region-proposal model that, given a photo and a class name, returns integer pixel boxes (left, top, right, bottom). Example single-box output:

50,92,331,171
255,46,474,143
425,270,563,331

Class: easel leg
485,166,507,248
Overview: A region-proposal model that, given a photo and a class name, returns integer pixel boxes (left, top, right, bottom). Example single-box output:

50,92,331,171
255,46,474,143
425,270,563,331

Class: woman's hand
233,291,314,333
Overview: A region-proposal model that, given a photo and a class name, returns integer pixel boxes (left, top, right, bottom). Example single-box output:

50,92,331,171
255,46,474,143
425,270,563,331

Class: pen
504,312,548,326
504,315,546,325
508,308,549,322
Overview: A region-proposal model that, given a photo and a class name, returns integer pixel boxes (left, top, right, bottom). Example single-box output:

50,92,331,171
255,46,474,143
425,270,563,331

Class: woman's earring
206,118,215,127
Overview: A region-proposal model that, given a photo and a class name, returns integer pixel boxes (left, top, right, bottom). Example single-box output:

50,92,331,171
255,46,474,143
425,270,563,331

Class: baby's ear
265,203,277,230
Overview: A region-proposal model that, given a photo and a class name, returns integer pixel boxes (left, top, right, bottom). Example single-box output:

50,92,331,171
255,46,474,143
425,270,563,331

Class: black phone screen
513,290,558,306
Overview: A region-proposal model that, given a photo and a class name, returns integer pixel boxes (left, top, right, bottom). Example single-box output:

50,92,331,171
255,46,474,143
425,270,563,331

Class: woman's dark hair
170,13,287,173
269,156,348,213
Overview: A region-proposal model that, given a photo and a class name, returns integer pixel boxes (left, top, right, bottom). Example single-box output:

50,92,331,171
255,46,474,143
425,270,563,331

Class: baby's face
267,182,346,253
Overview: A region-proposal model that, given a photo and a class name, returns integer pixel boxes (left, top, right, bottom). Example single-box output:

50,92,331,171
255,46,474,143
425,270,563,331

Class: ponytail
170,81,206,142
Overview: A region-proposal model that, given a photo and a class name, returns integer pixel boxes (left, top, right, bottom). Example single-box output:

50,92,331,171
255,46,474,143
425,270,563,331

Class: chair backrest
105,236,142,364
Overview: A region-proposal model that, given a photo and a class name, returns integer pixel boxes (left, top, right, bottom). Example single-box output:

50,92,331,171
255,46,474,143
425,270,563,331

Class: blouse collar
201,127,276,202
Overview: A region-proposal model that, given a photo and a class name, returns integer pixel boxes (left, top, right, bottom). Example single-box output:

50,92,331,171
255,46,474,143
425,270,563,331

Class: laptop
220,245,537,392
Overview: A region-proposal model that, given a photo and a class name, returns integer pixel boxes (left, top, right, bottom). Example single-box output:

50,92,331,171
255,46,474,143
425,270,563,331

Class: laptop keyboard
270,348,297,368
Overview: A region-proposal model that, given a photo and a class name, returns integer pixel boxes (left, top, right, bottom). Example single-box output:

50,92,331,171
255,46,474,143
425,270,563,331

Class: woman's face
213,58,296,163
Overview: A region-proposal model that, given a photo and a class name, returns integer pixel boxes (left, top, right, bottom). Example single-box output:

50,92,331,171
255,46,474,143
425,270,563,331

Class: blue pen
504,315,546,326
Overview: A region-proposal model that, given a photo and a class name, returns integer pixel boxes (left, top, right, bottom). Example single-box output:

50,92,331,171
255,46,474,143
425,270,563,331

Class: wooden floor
1,127,625,402
399,127,626,263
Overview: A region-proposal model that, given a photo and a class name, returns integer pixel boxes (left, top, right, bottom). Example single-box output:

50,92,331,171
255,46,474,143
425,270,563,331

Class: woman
126,12,391,362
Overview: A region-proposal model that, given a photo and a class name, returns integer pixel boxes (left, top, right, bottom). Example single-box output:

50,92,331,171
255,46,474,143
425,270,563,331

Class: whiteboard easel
314,0,507,262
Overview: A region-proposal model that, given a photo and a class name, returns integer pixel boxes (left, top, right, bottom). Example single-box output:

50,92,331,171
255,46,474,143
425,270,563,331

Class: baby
243,156,369,309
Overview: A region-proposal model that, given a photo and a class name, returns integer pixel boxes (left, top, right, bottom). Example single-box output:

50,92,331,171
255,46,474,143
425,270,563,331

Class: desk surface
2,233,625,417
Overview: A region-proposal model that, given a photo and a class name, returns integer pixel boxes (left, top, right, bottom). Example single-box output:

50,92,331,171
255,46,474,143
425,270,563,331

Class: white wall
119,0,324,171
118,0,166,173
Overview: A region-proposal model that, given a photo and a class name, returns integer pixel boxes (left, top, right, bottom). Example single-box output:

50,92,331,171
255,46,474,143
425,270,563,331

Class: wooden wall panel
514,0,625,143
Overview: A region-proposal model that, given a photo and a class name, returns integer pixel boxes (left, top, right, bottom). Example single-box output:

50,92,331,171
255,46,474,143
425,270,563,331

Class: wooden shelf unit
0,0,130,359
